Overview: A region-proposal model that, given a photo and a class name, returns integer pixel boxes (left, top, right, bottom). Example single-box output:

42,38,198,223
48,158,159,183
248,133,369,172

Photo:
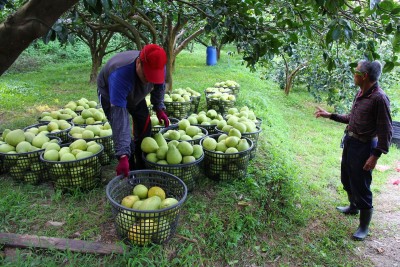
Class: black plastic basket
40,143,104,190
0,154,4,175
151,118,179,136
106,170,187,246
159,125,208,145
216,126,261,160
227,86,240,96
147,104,156,116
205,96,235,116
72,121,106,128
393,121,400,128
203,88,233,97
200,134,253,181
164,101,191,119
190,95,201,114
255,117,262,127
0,136,62,184
0,131,4,175
68,133,114,166
391,136,400,148
142,152,204,192
24,122,73,144
192,123,218,135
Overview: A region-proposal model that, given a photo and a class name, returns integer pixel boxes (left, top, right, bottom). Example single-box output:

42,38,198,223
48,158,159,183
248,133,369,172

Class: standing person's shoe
353,208,373,241
336,193,359,215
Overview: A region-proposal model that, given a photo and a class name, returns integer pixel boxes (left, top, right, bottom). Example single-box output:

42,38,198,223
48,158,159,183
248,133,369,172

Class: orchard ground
0,44,400,266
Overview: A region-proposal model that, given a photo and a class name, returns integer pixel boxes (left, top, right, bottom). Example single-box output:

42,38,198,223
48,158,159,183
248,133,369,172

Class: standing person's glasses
353,69,365,76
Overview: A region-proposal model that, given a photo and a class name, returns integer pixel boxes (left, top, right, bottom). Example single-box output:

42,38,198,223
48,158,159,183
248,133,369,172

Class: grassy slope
1,45,399,266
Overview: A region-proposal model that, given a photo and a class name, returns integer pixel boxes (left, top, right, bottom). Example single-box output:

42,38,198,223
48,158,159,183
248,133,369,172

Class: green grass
1,44,400,266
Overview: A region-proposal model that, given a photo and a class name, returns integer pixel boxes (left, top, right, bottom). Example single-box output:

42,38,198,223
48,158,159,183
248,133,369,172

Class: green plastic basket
40,143,104,190
0,136,62,184
106,170,187,246
200,134,253,181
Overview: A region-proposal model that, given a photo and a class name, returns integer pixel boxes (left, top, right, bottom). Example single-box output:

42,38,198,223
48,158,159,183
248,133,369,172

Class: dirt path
357,168,400,267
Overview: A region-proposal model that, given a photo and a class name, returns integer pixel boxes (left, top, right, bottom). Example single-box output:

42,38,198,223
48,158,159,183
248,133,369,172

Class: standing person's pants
340,135,378,209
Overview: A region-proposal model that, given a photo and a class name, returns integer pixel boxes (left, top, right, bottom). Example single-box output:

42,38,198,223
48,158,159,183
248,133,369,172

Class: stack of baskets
40,143,104,190
200,134,253,181
106,170,187,246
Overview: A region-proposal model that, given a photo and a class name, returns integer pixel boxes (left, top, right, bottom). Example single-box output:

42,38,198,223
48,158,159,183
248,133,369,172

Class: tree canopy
1,0,400,78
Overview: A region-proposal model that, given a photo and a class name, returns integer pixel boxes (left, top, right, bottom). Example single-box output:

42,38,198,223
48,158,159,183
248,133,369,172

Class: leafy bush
264,38,400,116
7,40,91,74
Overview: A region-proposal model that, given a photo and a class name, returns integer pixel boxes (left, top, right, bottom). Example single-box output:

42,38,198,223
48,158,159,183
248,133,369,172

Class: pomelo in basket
44,150,59,161
133,184,148,199
159,197,179,209
5,129,26,147
141,137,159,153
121,195,140,208
148,186,166,201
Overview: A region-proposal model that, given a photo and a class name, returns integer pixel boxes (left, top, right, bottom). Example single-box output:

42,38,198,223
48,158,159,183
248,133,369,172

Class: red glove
156,109,169,127
116,156,129,177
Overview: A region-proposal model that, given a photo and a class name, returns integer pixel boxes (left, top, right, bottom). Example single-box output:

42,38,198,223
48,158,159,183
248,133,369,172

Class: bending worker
97,44,170,177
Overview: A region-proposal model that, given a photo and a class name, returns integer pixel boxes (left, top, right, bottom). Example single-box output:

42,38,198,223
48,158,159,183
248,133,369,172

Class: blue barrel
206,46,217,66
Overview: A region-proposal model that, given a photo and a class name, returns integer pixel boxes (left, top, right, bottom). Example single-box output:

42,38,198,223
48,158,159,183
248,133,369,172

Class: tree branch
175,27,205,56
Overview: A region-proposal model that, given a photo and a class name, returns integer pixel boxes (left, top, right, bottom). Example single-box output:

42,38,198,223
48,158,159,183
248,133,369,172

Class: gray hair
358,60,382,82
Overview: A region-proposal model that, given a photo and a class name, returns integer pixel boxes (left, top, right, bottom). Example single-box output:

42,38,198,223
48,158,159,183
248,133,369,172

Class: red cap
139,44,167,84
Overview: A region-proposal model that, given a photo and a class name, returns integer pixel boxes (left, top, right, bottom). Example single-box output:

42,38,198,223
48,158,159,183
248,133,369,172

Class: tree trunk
0,0,79,76
90,56,101,84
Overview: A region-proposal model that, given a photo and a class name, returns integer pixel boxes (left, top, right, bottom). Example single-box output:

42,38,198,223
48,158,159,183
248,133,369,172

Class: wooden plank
0,233,125,255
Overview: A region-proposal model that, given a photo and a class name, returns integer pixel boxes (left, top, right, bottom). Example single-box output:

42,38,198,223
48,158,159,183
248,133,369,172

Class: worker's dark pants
341,135,377,210
127,100,151,170
100,95,151,170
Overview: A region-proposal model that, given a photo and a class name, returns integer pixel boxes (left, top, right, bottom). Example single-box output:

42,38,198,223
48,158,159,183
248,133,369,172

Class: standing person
97,44,170,177
315,60,393,241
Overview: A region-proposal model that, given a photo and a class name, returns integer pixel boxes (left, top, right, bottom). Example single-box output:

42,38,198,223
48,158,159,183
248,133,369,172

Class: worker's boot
353,208,373,241
336,193,359,215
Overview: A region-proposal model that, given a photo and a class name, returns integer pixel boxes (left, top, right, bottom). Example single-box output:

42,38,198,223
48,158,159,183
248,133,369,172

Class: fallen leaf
376,247,385,254
45,221,65,227
69,232,81,238
237,201,251,206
